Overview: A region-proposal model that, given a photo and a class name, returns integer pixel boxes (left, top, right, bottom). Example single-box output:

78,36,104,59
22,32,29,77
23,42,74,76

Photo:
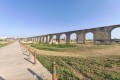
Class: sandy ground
0,41,52,80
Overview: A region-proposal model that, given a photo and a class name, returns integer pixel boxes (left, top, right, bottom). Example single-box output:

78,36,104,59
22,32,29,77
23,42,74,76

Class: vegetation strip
30,43,110,52
36,55,120,80
59,59,86,79
0,43,8,48
23,43,120,80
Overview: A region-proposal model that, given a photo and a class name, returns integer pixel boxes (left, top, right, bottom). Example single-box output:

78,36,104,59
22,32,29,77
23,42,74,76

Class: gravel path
0,41,52,80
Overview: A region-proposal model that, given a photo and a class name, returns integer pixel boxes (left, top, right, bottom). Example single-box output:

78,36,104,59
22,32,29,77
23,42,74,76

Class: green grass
0,43,7,48
31,43,77,51
36,54,81,80
36,55,120,80
30,43,110,52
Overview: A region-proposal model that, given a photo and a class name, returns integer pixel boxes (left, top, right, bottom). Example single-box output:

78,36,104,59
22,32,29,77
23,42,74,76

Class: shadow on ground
27,68,42,80
0,76,5,80
23,53,29,56
24,58,34,64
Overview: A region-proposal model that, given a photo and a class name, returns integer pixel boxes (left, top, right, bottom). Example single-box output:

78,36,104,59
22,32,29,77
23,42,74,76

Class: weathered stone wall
24,24,120,45
94,27,111,44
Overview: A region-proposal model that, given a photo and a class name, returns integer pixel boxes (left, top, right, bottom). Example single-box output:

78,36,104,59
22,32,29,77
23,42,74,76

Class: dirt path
0,41,52,80
28,44,120,58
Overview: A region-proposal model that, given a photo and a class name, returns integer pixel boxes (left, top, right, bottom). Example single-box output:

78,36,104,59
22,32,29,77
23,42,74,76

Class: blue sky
0,0,120,38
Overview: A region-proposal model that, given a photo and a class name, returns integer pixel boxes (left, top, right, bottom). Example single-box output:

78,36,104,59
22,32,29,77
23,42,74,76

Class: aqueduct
25,24,120,45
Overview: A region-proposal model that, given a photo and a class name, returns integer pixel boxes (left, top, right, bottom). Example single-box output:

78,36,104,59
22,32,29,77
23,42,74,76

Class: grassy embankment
0,43,5,47
36,55,120,80
0,41,8,48
28,43,120,80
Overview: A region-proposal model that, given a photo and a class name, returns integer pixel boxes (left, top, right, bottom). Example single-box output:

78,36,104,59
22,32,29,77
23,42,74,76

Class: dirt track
29,44,120,57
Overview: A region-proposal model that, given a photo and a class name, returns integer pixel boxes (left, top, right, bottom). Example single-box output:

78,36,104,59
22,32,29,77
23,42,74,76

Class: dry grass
27,43,120,57
23,42,120,80
0,41,10,48
36,55,120,80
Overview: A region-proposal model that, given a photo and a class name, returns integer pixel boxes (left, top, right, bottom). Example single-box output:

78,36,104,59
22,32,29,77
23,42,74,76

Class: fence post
34,50,36,64
28,47,30,56
26,46,27,52
52,62,56,80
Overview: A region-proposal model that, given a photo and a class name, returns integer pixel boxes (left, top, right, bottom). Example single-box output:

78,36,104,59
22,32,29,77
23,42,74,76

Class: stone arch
34,37,36,42
41,37,44,43
111,27,120,44
109,26,120,32
60,34,66,44
35,37,37,42
44,36,47,43
36,37,38,42
70,33,77,44
85,32,94,44
47,35,50,43
52,35,57,44
38,37,41,43
53,35,57,40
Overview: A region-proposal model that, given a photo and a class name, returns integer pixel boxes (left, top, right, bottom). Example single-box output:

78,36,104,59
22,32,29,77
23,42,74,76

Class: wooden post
52,62,56,80
28,47,30,56
34,50,36,64
26,46,27,52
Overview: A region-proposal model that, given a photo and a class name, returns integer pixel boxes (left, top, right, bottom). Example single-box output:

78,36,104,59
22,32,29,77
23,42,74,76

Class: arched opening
52,35,57,44
41,37,43,43
44,36,46,43
36,37,39,42
38,37,41,43
47,36,50,43
60,34,66,44
32,38,34,42
70,33,77,44
85,32,94,44
111,27,120,44
33,38,35,42
36,37,37,42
